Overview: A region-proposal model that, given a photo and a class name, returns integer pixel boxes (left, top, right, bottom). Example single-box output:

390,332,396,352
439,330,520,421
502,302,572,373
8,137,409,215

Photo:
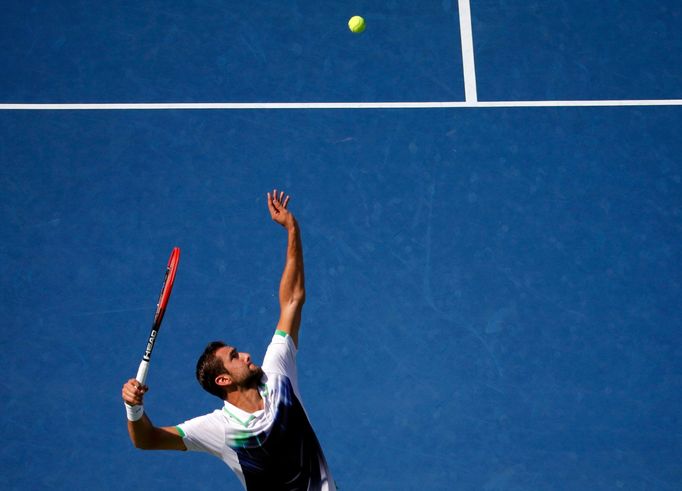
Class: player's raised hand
267,189,295,228
122,378,148,406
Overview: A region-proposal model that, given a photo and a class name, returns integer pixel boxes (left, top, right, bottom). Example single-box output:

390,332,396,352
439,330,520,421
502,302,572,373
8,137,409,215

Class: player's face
220,346,262,386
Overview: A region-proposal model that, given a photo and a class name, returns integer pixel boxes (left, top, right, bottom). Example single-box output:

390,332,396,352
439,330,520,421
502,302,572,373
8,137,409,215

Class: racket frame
135,247,180,384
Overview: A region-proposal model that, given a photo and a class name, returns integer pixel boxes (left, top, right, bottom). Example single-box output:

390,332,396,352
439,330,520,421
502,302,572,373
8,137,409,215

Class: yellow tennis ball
348,16,365,33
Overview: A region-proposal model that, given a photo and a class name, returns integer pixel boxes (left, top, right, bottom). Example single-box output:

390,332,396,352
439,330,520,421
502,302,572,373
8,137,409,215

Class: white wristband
125,403,144,422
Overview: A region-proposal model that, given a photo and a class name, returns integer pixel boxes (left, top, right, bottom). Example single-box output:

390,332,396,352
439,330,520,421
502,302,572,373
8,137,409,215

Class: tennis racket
135,247,181,385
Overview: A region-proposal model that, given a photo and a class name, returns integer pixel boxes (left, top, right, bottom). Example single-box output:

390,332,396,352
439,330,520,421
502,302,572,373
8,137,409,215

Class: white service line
1,100,682,110
458,0,478,103
475,99,682,107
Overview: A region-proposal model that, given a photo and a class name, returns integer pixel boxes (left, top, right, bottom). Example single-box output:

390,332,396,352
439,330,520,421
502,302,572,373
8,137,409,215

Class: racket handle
136,360,150,385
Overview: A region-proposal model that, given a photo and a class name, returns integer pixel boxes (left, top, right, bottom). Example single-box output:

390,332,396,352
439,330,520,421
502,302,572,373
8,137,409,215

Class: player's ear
215,373,232,387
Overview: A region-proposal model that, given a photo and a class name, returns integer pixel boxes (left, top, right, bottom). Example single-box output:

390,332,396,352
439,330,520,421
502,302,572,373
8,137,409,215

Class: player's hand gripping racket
135,247,180,385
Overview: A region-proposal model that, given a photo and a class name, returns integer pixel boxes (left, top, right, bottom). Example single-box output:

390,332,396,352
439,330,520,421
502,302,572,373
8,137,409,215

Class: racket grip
136,360,150,385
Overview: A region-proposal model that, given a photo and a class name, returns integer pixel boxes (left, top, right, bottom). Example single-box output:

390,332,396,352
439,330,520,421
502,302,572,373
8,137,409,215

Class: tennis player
122,190,335,491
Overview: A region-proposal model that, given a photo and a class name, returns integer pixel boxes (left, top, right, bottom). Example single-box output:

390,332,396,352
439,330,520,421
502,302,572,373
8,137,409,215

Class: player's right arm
121,378,187,451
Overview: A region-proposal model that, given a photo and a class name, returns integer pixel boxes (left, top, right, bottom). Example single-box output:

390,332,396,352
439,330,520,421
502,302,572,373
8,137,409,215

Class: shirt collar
222,383,269,427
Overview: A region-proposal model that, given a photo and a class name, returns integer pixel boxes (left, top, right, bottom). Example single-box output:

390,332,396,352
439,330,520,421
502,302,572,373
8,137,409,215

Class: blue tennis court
1,1,681,490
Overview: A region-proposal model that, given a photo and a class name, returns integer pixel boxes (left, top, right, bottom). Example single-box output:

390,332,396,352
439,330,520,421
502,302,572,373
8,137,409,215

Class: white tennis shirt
176,331,335,491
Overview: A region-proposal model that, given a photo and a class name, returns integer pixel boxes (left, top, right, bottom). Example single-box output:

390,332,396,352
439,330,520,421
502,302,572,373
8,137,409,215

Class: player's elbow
282,286,305,307
280,295,305,319
133,439,161,451
293,288,306,305
131,437,151,450
129,433,158,450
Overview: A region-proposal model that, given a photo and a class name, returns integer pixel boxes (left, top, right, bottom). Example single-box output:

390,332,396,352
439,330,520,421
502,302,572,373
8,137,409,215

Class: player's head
196,341,263,399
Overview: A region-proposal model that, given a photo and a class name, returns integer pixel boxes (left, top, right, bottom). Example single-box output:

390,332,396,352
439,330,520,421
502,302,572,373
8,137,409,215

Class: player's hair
196,341,229,400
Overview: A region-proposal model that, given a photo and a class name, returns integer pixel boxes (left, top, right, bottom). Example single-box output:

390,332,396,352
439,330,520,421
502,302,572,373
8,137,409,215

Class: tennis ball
348,15,365,33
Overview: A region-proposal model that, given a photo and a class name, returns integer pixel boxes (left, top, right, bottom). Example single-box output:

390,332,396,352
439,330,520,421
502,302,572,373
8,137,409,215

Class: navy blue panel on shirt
236,378,326,491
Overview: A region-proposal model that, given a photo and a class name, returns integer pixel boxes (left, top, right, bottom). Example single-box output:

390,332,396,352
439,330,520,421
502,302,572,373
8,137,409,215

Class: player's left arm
267,189,305,348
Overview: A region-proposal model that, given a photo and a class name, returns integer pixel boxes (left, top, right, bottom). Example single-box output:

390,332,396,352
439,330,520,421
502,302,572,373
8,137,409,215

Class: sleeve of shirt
175,410,225,458
262,330,299,391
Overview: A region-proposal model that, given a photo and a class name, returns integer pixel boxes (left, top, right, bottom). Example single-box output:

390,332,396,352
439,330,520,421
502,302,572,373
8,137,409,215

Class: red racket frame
135,247,180,384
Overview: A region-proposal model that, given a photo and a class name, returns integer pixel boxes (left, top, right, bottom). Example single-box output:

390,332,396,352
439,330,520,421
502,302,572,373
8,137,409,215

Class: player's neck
226,385,263,413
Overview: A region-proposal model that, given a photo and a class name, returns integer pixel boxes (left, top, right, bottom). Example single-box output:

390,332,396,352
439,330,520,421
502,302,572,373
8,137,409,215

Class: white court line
1,100,681,110
2,2,679,112
458,0,478,103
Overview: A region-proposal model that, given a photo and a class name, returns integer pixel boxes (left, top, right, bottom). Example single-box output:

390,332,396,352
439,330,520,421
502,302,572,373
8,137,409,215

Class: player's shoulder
262,330,298,376
269,329,297,350
180,408,225,428
264,330,297,357
176,408,230,456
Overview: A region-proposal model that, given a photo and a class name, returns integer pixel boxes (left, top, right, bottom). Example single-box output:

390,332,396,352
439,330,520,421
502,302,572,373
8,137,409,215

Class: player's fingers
127,379,143,390
123,394,138,404
128,388,145,403
282,195,290,208
278,190,285,203
122,387,137,404
124,379,148,396
267,193,278,214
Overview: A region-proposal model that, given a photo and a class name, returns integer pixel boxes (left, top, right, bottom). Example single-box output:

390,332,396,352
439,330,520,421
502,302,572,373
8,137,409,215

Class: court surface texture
1,1,681,489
